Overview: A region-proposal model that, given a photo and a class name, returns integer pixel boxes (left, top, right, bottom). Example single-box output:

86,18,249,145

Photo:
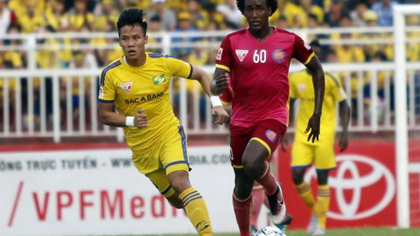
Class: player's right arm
97,70,147,128
211,36,233,95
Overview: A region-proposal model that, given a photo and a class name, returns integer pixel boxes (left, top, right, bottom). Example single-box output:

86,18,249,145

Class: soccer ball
255,226,287,236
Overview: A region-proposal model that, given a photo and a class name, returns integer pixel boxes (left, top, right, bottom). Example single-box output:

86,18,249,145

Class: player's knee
317,170,329,185
242,157,265,179
168,170,191,193
292,168,305,185
167,195,184,209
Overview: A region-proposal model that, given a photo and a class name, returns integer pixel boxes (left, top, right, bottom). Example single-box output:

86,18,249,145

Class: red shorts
230,119,287,167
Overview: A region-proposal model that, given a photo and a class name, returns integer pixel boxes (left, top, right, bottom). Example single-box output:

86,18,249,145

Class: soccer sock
233,193,252,236
179,187,213,235
256,162,278,196
317,185,330,228
251,186,265,228
296,182,318,214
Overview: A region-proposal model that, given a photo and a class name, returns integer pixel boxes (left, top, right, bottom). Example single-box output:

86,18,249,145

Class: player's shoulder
225,28,248,39
147,52,174,59
324,71,341,87
273,27,298,39
100,58,123,84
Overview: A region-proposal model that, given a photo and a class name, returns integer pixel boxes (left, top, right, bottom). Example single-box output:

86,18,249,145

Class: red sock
251,187,265,228
256,162,278,196
233,193,252,236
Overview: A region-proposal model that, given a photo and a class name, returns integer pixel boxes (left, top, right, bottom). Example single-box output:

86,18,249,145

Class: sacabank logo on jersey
235,49,249,62
153,74,166,85
304,154,395,220
120,82,132,94
272,49,286,63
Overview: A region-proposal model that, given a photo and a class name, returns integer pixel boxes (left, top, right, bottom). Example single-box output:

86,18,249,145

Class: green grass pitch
116,227,420,236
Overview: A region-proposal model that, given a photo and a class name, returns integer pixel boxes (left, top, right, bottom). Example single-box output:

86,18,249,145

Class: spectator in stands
0,0,16,37
171,11,197,59
216,0,243,29
271,0,306,28
371,0,398,26
299,0,324,24
17,0,45,33
93,0,118,31
68,0,95,31
45,0,69,32
147,0,177,31
350,2,368,27
187,0,209,30
204,3,225,30
324,0,346,27
60,50,94,126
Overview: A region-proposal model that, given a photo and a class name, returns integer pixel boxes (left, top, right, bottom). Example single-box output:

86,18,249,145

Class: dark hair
309,40,321,49
117,8,148,36
236,0,278,16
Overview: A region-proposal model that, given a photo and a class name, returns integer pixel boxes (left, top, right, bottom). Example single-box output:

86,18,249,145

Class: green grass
132,227,420,236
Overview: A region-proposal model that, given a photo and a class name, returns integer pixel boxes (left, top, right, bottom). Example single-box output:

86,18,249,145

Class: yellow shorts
291,141,336,170
132,125,190,197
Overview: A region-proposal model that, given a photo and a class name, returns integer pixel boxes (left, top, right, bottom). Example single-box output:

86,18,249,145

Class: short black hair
117,8,148,36
236,0,278,16
309,40,322,49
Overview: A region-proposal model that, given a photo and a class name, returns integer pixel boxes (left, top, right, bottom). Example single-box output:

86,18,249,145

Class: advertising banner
277,139,397,229
0,146,236,236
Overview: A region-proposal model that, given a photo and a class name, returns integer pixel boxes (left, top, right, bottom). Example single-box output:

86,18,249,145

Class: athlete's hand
280,136,289,152
338,132,349,152
212,106,229,125
305,113,321,143
211,72,229,95
134,109,148,128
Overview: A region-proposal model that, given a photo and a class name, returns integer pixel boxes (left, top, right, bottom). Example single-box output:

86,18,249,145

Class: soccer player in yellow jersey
98,9,229,236
284,40,350,235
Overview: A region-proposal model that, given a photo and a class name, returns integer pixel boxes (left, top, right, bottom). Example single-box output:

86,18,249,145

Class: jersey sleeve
326,72,347,102
98,70,115,103
166,57,193,79
215,35,233,72
288,74,298,99
292,34,315,65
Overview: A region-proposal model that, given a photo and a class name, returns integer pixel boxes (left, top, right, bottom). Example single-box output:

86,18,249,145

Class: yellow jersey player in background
98,9,229,236
282,40,350,235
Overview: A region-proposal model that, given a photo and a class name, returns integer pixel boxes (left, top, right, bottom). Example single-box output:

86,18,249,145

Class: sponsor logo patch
235,49,249,62
120,82,132,94
266,129,277,142
272,49,286,63
216,48,223,60
153,74,167,85
99,87,104,98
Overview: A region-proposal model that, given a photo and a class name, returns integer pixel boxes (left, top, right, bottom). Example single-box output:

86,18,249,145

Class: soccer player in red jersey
211,0,325,235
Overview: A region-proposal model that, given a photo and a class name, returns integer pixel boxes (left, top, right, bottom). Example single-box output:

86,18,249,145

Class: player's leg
244,120,287,225
290,141,317,234
162,125,213,236
230,125,254,236
251,182,264,234
312,144,337,235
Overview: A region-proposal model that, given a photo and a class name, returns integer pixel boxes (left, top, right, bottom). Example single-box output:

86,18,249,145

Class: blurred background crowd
1,0,420,133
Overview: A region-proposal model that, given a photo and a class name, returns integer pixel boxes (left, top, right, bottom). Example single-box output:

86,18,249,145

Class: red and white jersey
215,27,314,128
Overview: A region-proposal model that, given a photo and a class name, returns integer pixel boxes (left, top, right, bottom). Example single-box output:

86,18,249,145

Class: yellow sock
179,187,213,235
317,185,330,228
296,182,318,214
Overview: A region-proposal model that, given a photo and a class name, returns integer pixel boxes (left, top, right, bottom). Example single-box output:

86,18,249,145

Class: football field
134,227,420,236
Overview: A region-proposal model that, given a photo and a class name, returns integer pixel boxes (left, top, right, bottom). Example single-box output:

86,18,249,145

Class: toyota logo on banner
304,154,396,220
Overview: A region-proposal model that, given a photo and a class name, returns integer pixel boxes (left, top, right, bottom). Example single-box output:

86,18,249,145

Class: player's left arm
189,65,229,125
304,56,325,143
292,35,325,143
338,100,351,152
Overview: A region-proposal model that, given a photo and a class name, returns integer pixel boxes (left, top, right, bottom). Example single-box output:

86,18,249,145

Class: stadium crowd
0,0,419,129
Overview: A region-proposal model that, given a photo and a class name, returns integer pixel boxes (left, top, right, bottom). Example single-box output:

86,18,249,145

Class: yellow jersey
289,70,347,145
98,53,192,154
